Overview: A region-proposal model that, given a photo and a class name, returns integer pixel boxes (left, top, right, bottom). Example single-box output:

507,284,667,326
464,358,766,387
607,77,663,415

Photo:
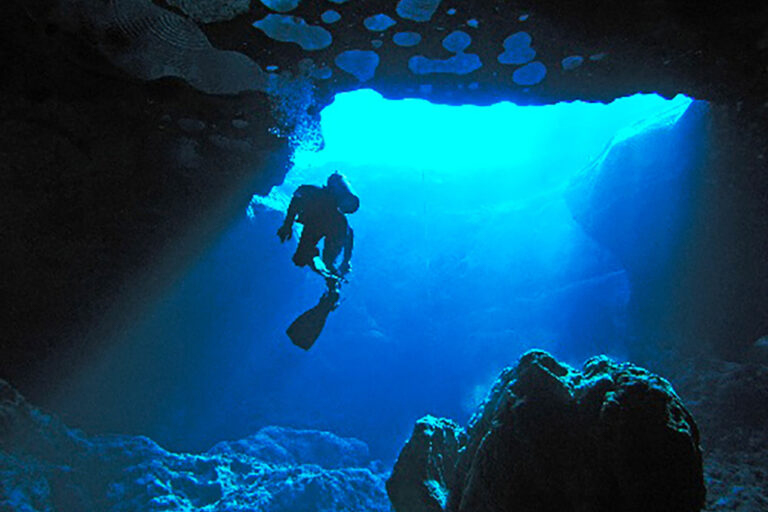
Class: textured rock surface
6,0,764,107
209,425,373,469
386,416,464,512
44,0,768,107
656,358,768,512
165,0,251,24
0,380,390,512
566,100,768,359
51,0,267,95
0,2,291,389
388,350,706,512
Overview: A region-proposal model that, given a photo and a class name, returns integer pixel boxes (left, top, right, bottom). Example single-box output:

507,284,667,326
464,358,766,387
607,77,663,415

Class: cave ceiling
48,0,768,108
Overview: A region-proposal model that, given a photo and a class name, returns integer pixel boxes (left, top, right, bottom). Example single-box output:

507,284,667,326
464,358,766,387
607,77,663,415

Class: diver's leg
293,228,321,269
321,236,343,276
294,228,339,287
318,236,343,294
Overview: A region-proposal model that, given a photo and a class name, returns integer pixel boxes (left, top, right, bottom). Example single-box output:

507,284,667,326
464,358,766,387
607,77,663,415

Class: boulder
388,350,705,512
386,416,465,512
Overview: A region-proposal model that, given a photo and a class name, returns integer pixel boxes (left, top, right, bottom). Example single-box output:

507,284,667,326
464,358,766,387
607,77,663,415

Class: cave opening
42,87,702,467
233,89,695,456
255,88,694,361
46,89,698,463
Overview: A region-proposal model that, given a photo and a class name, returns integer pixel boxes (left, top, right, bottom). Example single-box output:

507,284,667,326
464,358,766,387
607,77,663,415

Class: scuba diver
277,172,359,350
277,171,358,288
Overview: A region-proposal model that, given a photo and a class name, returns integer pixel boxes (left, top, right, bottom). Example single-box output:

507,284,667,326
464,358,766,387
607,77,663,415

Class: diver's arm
339,227,354,275
277,190,302,241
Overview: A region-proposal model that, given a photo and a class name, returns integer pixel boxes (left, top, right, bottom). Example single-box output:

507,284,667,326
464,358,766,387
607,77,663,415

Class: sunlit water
255,89,692,369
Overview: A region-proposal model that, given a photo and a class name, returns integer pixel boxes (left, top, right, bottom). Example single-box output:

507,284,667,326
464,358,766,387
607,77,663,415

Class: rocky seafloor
666,358,768,512
1,350,766,511
0,379,389,511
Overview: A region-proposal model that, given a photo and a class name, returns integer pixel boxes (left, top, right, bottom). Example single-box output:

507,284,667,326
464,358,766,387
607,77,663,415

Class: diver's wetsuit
285,185,353,276
279,176,357,349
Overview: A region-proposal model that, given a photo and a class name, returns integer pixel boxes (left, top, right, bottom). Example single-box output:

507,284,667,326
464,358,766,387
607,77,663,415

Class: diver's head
326,171,345,189
326,171,360,214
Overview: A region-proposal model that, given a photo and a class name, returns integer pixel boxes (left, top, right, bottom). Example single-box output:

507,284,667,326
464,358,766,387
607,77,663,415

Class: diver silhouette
277,172,359,350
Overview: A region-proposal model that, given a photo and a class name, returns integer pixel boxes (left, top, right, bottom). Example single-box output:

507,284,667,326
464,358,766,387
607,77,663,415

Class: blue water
52,90,692,463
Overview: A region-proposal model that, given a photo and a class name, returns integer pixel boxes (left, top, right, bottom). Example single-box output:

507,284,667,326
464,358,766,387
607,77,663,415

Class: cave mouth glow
252,87,694,367
256,89,692,214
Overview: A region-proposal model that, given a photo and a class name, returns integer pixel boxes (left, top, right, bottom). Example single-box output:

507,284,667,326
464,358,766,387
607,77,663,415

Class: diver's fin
286,291,339,350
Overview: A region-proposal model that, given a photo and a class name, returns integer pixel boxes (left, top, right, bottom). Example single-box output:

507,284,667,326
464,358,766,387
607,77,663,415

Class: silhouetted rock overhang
40,0,768,107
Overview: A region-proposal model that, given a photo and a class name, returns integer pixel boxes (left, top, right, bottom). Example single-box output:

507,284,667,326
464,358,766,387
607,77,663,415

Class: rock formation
566,100,768,359
387,350,706,512
660,357,768,511
44,0,768,106
0,379,389,511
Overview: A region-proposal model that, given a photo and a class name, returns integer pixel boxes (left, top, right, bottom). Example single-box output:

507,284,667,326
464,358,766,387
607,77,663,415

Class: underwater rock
52,0,267,95
666,358,768,452
164,0,251,23
386,416,465,512
751,335,768,364
0,379,390,512
565,101,705,281
703,452,768,512
209,425,372,469
0,1,294,390
659,357,768,511
0,380,88,464
388,350,705,512
566,101,768,359
25,0,768,107
177,117,207,133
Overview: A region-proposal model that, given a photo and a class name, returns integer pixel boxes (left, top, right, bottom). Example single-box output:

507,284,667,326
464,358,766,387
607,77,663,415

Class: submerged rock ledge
0,379,389,511
387,350,706,512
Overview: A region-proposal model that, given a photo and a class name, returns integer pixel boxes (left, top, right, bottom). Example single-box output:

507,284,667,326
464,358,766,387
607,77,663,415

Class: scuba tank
326,171,360,214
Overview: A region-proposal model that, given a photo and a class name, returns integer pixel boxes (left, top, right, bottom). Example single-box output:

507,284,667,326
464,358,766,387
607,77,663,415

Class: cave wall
667,104,768,359
566,101,768,360
0,2,291,394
